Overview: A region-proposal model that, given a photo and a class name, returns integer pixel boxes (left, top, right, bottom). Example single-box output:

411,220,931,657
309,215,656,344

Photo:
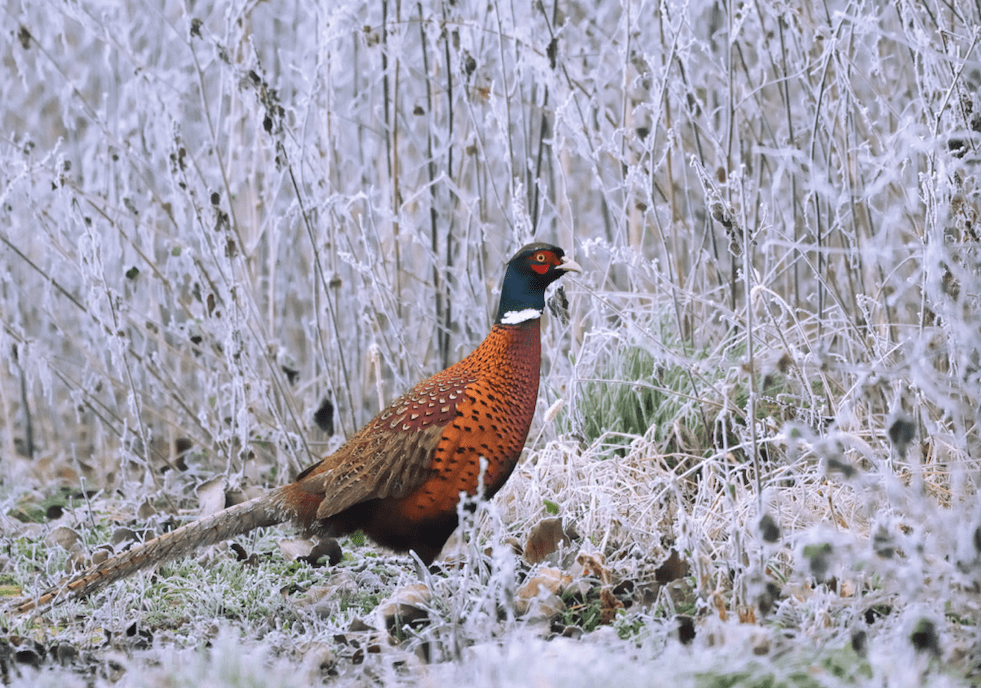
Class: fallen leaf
516,567,571,617
524,517,570,564
655,549,689,583
278,538,316,561
377,583,431,635
196,477,226,517
44,526,80,550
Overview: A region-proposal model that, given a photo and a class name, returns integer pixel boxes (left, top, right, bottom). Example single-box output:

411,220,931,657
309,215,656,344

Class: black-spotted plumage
14,243,580,613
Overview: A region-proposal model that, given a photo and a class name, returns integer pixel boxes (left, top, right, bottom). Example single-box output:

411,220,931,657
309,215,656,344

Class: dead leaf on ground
516,567,571,617
523,517,570,564
655,549,689,583
44,526,80,550
196,477,226,517
575,551,611,585
278,538,316,561
599,587,625,624
377,583,432,635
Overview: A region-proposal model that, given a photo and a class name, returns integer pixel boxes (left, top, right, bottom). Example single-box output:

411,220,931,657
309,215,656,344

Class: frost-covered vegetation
3,0,981,685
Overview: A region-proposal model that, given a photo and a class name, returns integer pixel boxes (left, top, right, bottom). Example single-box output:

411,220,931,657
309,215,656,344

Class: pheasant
13,243,580,613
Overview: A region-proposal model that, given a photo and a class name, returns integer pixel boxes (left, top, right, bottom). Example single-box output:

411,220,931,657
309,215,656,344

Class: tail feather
12,488,288,614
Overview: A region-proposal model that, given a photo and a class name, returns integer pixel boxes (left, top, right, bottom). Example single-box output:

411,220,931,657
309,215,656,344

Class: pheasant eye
534,252,547,262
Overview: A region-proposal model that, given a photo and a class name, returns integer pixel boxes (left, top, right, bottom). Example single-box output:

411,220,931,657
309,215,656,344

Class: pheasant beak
558,257,583,273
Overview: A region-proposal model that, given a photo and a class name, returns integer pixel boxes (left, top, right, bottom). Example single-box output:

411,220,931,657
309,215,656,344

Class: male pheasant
14,243,580,613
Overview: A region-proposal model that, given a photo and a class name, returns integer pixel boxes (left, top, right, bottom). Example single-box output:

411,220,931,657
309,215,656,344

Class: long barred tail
11,488,289,614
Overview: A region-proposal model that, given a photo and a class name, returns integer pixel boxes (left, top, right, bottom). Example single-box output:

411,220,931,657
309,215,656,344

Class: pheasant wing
294,369,478,520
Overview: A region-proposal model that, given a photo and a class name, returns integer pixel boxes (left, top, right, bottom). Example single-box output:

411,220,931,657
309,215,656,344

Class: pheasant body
13,243,579,613
283,320,544,562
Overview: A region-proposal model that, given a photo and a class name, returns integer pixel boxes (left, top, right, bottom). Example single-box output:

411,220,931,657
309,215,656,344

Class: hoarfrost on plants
3,0,981,685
